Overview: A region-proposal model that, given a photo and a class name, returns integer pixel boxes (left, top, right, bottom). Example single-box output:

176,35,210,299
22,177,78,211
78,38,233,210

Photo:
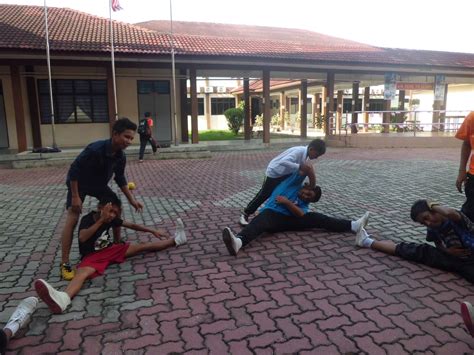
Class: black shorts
396,242,474,284
65,184,115,209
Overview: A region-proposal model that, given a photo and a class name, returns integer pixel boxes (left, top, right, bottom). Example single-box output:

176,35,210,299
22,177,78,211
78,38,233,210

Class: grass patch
190,130,300,141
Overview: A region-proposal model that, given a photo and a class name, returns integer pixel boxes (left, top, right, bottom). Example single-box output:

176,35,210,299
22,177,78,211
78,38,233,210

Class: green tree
224,107,244,135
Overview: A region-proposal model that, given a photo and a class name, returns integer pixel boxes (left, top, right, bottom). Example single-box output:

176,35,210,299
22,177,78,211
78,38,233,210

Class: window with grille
211,98,235,115
38,79,108,124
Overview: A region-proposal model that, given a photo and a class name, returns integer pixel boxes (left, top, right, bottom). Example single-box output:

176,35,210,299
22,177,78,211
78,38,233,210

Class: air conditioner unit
217,86,226,93
204,86,213,93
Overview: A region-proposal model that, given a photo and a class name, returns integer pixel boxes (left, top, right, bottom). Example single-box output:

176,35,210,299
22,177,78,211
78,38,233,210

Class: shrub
224,107,244,135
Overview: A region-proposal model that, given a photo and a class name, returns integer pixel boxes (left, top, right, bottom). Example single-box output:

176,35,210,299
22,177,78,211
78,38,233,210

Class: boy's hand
299,163,313,176
276,196,290,204
131,200,144,213
445,246,471,258
456,170,467,193
152,229,167,239
71,196,82,214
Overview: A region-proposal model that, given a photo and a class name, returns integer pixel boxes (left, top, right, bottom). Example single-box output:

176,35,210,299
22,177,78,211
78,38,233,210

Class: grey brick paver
1,147,474,353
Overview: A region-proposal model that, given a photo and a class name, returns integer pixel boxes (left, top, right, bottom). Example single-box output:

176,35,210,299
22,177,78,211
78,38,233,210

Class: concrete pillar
397,90,405,123
179,69,189,143
244,78,251,140
204,78,211,130
311,94,317,128
10,65,27,152
190,68,199,143
336,90,343,133
325,72,335,136
351,81,359,133
383,99,391,133
262,69,271,143
300,79,307,138
25,66,42,149
285,96,291,130
279,91,286,130
363,86,370,132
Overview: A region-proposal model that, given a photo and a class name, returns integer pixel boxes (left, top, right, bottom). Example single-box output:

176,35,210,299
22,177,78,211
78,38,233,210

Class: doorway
137,80,172,146
0,81,9,148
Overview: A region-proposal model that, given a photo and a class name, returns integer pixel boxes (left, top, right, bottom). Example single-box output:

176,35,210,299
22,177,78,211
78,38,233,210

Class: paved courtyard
1,147,473,354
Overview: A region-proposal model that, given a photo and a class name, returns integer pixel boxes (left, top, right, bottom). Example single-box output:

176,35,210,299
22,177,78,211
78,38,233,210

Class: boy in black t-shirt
356,199,474,284
34,194,186,314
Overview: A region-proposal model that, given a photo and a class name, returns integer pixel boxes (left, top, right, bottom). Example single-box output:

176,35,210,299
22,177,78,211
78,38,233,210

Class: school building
1,5,474,152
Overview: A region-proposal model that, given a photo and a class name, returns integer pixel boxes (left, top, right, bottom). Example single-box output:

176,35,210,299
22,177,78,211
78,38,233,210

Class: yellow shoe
60,263,75,281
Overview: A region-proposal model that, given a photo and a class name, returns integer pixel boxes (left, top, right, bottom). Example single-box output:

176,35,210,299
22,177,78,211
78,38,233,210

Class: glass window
211,98,235,115
38,79,108,124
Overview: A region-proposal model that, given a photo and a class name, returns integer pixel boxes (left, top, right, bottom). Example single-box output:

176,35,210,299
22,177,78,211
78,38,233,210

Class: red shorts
77,243,130,279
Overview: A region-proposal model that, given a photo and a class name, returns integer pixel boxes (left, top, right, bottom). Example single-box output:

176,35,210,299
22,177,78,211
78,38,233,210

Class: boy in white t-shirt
239,138,326,226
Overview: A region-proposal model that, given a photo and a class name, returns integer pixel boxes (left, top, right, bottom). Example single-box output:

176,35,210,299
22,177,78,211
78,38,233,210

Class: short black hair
308,139,326,155
112,117,137,134
98,192,122,208
310,185,322,202
410,199,429,222
144,112,151,118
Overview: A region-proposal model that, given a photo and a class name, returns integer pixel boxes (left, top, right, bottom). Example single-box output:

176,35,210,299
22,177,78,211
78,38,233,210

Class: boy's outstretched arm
275,196,305,217
122,221,167,238
299,163,316,187
119,185,144,213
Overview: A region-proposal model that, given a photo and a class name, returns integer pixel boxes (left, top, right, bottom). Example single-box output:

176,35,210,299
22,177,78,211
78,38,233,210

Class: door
137,80,172,146
0,82,9,148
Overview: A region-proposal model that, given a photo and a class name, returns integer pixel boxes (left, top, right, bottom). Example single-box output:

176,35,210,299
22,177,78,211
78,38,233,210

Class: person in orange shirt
455,112,474,221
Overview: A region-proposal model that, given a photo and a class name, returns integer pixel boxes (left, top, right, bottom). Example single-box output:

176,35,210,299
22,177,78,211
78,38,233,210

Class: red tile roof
1,5,474,70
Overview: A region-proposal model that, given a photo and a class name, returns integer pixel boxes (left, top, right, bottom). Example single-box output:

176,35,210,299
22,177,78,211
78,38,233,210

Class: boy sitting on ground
223,163,370,256
34,193,186,314
356,199,474,284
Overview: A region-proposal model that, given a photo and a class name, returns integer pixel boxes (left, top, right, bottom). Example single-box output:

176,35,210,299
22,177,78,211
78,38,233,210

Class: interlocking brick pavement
1,147,474,354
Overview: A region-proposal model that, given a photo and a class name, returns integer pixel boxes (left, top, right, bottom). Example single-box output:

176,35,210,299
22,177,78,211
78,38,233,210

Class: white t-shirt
266,146,308,178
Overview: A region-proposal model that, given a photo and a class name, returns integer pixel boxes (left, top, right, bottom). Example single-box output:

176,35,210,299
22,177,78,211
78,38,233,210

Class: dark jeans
462,173,474,221
239,209,352,247
396,242,474,284
244,174,291,216
139,135,157,160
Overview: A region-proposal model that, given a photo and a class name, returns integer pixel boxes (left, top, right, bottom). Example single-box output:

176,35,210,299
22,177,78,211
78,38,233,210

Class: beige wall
2,65,182,149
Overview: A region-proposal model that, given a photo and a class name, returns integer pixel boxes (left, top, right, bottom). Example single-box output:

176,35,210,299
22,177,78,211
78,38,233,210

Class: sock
234,236,243,252
361,237,374,248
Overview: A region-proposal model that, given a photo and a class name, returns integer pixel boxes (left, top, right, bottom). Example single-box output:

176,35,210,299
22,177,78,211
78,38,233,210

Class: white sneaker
239,214,249,226
461,301,474,338
34,279,71,314
4,297,38,337
222,227,241,256
355,227,370,247
174,218,187,246
354,212,370,233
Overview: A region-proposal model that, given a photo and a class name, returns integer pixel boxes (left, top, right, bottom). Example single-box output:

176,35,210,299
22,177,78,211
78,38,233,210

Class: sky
1,0,474,54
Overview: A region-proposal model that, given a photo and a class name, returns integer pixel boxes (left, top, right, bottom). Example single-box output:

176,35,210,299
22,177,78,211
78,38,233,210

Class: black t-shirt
78,211,123,258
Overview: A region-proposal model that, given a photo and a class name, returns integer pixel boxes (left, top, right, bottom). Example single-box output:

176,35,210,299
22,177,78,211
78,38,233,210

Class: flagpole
169,0,178,146
109,0,118,120
44,0,57,149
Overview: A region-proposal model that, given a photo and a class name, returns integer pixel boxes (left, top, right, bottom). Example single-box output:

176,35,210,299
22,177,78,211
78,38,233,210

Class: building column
325,72,335,136
336,90,343,133
363,86,370,132
397,89,405,123
179,69,188,143
383,99,391,133
351,81,359,133
25,66,42,149
10,65,27,152
243,78,251,140
190,67,199,144
279,91,286,130
441,84,449,130
300,79,307,138
262,69,271,143
204,77,211,130
106,66,116,135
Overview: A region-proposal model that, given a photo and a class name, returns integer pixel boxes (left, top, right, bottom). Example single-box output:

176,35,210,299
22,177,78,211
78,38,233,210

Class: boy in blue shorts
35,193,186,314
223,163,370,256
60,117,144,280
